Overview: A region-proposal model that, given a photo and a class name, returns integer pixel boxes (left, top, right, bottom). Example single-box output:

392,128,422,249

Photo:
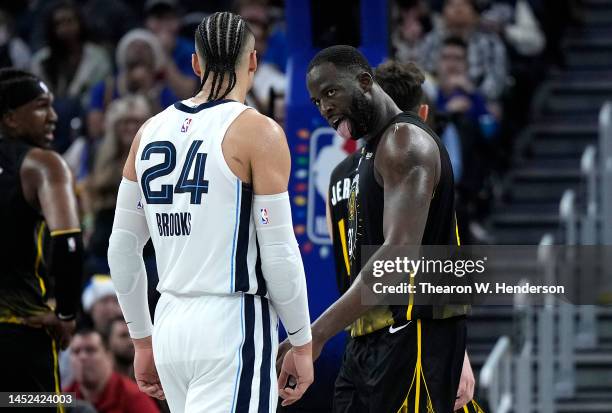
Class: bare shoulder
376,122,440,176
22,147,72,183
231,109,288,150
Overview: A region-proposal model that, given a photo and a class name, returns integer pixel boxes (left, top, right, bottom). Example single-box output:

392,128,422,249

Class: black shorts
0,323,62,412
334,316,476,413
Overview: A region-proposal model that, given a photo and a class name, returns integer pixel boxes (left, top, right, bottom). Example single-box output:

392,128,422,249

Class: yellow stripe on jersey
34,222,46,296
414,320,422,413
337,219,351,277
455,213,461,246
0,315,25,324
51,338,65,413
406,275,415,320
50,228,81,237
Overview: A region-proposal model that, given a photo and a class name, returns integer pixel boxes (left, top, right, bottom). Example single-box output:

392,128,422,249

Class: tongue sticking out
337,119,352,140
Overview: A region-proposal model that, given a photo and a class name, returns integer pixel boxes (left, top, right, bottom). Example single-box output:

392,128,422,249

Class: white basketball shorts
153,292,279,412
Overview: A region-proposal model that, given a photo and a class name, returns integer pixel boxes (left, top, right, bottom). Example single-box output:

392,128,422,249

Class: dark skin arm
305,124,439,360
20,148,80,349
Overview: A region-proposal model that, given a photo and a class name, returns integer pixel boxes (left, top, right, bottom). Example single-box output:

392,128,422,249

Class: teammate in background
0,69,83,400
280,47,474,412
108,12,313,413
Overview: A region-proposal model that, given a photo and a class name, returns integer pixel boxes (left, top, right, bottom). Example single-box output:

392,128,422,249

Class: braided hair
195,12,252,101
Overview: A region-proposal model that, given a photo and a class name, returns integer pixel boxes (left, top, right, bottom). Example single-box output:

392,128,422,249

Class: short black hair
442,35,468,52
0,68,41,116
374,60,425,112
74,325,110,350
307,45,373,76
194,11,253,101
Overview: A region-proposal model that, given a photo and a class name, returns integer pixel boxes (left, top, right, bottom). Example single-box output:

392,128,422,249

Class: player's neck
363,89,402,143
192,81,247,105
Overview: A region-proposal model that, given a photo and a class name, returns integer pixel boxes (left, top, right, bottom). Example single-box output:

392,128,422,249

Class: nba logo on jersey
137,200,144,209
260,208,269,225
181,118,192,133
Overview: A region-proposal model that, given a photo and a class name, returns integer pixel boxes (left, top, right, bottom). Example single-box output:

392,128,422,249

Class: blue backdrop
282,1,388,409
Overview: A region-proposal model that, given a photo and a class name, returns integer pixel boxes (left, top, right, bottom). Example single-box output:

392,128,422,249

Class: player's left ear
191,53,202,78
418,104,429,122
357,72,374,93
248,50,258,74
2,110,18,131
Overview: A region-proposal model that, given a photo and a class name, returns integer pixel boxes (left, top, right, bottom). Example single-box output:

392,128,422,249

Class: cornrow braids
195,11,250,101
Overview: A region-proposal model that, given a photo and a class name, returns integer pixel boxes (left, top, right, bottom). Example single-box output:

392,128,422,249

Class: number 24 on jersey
140,140,209,205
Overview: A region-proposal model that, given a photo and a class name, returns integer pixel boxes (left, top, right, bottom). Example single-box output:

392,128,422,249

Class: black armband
49,230,84,320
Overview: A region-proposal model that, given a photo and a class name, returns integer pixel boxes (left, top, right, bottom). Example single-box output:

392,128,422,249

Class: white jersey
135,99,266,297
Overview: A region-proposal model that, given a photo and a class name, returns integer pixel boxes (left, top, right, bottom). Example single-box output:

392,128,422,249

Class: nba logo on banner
260,208,269,225
181,118,192,133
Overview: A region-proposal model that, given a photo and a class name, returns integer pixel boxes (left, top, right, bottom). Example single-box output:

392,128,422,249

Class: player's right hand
277,341,314,407
25,312,75,350
133,337,165,400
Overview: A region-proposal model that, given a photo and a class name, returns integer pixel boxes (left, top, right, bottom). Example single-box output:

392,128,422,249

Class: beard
348,91,375,140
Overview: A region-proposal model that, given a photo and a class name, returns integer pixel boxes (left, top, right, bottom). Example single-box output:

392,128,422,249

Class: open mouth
44,125,55,139
331,116,344,130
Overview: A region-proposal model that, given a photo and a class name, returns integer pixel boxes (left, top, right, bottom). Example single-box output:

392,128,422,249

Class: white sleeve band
108,178,153,339
254,192,312,346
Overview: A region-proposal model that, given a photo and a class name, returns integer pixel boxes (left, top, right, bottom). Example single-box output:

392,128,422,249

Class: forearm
254,192,312,346
50,230,84,319
108,179,152,338
311,274,369,343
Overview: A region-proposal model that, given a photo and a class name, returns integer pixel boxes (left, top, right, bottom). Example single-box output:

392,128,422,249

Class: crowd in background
0,0,582,411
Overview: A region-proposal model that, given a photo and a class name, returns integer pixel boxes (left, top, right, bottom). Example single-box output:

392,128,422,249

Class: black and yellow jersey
346,112,469,329
329,151,395,337
0,138,50,323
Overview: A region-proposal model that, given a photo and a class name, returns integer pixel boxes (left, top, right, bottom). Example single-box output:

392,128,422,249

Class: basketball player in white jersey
107,12,313,413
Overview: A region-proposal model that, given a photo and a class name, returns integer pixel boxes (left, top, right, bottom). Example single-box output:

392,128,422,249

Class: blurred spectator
419,0,508,104
236,0,286,115
0,10,31,69
31,1,111,105
481,0,545,57
144,0,197,99
107,316,135,380
83,95,152,273
82,0,141,48
66,327,159,413
433,37,495,243
391,0,433,63
81,275,122,332
86,28,171,140
30,1,111,153
481,0,547,168
435,37,498,138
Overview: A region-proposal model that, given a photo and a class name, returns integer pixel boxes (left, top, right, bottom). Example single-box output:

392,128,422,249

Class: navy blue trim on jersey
235,294,255,412
234,183,252,293
173,98,235,113
258,298,272,413
254,240,267,296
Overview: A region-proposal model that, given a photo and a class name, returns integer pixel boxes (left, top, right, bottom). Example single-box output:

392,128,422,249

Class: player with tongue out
277,46,476,413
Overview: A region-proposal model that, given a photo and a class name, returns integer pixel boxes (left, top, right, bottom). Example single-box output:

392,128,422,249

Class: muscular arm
22,149,80,232
109,123,153,341
22,149,83,320
310,124,440,351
